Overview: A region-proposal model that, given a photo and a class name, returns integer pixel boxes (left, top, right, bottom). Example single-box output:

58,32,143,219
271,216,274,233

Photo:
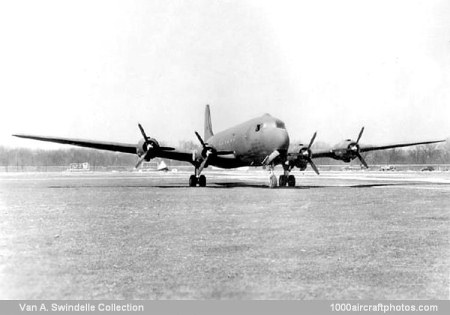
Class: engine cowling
329,127,368,168
292,145,310,170
136,137,160,161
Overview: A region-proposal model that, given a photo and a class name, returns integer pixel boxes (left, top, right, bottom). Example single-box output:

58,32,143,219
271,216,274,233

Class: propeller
349,127,368,168
299,132,320,175
194,131,233,174
135,123,174,168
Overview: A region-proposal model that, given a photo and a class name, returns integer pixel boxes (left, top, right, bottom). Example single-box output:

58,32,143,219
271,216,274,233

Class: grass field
0,171,449,299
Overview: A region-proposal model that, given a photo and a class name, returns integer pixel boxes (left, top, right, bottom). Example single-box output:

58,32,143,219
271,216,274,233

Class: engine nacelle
287,145,310,171
294,159,308,171
136,138,160,160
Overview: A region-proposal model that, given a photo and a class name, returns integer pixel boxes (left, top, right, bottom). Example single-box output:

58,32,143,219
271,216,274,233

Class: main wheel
198,175,206,187
189,175,197,187
279,175,287,187
269,175,277,188
287,175,296,187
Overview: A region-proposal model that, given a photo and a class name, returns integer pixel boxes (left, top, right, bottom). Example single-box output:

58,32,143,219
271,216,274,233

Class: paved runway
0,170,449,299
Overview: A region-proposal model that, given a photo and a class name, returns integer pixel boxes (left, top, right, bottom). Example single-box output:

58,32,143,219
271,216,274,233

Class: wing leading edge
311,139,446,159
359,139,446,153
12,134,194,164
13,134,138,154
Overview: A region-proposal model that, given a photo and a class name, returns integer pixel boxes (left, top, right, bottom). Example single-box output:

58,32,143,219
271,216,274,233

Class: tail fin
204,104,214,140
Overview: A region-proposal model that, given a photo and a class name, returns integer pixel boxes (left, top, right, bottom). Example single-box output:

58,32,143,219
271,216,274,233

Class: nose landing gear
269,174,278,188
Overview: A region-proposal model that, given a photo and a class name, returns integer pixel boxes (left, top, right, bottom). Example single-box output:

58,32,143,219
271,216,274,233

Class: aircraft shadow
153,182,412,189
48,182,441,190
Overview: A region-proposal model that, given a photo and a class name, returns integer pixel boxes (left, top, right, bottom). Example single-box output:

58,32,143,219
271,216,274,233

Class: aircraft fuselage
206,114,290,168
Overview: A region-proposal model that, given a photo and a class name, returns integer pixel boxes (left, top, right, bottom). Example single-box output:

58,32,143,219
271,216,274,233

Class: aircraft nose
272,128,290,151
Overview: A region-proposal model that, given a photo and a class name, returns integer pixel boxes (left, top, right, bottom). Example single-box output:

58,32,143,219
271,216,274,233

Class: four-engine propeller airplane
13,105,445,188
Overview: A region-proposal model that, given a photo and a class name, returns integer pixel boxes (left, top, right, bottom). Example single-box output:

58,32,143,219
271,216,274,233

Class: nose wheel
269,174,277,188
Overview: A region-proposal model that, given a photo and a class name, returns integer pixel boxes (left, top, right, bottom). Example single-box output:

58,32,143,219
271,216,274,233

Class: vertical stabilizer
204,104,214,141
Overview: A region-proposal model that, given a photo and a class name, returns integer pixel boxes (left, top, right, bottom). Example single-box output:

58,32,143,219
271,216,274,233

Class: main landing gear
189,174,206,187
278,174,296,187
189,164,207,187
268,165,296,188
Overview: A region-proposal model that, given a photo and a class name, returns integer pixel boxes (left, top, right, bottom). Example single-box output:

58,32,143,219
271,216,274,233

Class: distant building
67,162,90,172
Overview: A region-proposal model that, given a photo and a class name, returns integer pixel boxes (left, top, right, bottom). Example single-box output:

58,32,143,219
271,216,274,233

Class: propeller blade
138,123,148,140
308,131,317,149
307,158,320,175
194,131,206,148
356,153,368,168
135,154,147,169
197,152,211,174
356,127,365,144
264,150,280,165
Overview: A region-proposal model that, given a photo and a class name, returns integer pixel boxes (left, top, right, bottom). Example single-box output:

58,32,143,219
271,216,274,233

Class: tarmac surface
0,170,449,299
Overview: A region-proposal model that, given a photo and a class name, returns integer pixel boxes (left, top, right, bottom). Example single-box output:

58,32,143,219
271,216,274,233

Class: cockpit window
262,122,274,129
276,121,285,129
261,121,285,129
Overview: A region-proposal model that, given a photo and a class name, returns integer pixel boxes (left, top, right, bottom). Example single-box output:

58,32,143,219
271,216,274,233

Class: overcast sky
1,0,449,149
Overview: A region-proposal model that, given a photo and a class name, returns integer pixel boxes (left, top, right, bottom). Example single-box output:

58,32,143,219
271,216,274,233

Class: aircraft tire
269,175,277,188
189,175,197,187
198,175,206,187
279,175,287,186
287,175,296,187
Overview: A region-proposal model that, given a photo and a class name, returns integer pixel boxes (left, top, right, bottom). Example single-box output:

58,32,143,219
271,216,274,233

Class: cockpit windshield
276,121,285,129
262,120,286,129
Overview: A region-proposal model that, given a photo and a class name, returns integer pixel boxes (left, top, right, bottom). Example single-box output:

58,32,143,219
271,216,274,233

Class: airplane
13,105,445,188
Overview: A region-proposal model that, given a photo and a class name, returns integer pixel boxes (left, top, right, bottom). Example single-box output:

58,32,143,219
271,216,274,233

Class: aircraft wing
12,134,194,163
309,139,445,159
359,139,445,153
153,149,193,162
310,149,334,159
13,134,138,154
